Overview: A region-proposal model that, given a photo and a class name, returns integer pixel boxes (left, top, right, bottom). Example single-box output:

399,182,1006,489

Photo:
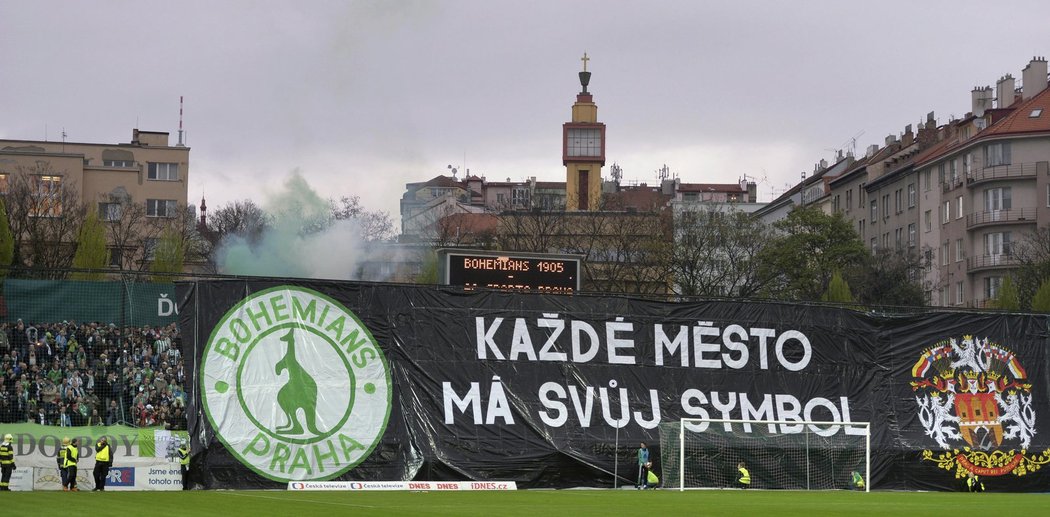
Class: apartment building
821,57,1050,307
0,129,190,268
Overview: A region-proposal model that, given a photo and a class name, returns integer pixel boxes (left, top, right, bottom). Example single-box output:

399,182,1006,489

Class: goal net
658,418,870,491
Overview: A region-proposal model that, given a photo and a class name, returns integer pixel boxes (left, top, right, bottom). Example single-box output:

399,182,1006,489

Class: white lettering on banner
474,317,812,372
442,377,514,425
287,481,518,491
158,293,177,316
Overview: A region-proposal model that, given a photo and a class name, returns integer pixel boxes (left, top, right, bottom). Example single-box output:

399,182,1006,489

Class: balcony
967,253,1018,272
966,207,1037,229
966,161,1045,187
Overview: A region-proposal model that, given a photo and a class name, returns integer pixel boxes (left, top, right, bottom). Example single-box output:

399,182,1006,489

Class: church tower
563,53,605,211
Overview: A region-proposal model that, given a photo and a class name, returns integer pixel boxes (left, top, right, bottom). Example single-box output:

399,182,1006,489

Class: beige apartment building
0,128,190,269
818,57,1050,307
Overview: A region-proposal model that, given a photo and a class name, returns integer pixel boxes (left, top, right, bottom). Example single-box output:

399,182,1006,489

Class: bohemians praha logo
911,335,1050,478
201,286,391,482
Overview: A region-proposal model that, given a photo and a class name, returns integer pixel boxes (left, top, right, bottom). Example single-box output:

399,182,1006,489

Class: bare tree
99,192,164,271
670,206,771,297
4,161,84,275
330,195,394,242
206,199,271,247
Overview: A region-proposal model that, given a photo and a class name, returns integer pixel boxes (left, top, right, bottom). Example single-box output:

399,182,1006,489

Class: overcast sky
3,0,1049,225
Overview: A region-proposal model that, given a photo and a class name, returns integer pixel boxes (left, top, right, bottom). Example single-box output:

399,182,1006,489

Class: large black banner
179,280,1050,491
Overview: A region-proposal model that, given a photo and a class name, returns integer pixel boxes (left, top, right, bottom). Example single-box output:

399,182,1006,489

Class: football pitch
3,489,1047,516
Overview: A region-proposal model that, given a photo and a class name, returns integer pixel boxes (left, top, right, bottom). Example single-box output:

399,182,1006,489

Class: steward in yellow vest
0,433,15,491
63,439,80,491
58,437,70,490
178,441,191,491
93,437,112,491
737,461,751,489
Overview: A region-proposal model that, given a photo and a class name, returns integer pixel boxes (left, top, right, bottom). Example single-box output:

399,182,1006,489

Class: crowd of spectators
0,319,187,430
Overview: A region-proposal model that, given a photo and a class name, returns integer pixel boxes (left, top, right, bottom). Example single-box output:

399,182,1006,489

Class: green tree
0,198,14,278
851,248,929,307
70,210,108,280
151,226,186,282
756,206,867,301
991,276,1020,310
1030,278,1050,312
821,270,854,303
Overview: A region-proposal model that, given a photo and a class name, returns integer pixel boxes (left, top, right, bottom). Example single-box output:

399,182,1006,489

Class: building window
940,287,949,307
895,228,903,249
31,175,63,217
984,187,1012,211
955,238,964,263
963,153,973,178
985,232,1012,257
870,200,877,222
956,196,963,219
924,210,932,232
147,162,179,181
895,189,902,214
108,248,122,267
146,199,177,218
870,237,877,252
907,183,916,208
949,159,959,184
846,190,852,210
938,164,945,185
955,281,964,305
941,243,949,266
883,195,890,219
566,128,601,157
923,170,931,191
104,160,135,168
512,187,530,207
943,201,950,224
984,143,1011,167
985,277,1003,300
908,223,917,247
99,202,122,221
833,194,840,212
144,238,158,260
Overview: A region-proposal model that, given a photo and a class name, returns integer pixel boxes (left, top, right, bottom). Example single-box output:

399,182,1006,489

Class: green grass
3,489,1047,516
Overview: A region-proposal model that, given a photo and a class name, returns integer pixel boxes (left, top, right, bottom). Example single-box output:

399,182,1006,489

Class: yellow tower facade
563,53,605,211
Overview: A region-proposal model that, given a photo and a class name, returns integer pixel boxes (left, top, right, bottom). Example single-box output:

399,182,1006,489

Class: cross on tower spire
580,52,590,72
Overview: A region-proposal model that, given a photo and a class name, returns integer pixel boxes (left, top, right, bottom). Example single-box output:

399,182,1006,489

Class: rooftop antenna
447,164,458,178
657,164,670,182
610,162,623,182
177,96,185,147
61,128,67,153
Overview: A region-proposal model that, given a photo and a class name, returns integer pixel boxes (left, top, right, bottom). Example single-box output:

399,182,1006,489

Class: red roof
677,183,745,193
916,86,1050,166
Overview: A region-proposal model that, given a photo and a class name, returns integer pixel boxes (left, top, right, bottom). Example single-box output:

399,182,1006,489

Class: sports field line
222,490,377,509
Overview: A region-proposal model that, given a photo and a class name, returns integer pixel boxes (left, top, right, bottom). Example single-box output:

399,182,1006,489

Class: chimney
1022,57,1048,100
971,86,993,117
866,144,879,158
996,74,1016,107
131,128,140,145
746,181,757,203
902,124,914,147
885,134,898,146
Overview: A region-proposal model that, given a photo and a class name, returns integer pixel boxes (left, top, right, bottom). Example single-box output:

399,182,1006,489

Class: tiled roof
916,86,1050,166
981,86,1050,137
677,183,745,193
422,175,463,188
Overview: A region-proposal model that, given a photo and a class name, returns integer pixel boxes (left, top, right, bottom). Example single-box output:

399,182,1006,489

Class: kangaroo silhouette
274,330,321,435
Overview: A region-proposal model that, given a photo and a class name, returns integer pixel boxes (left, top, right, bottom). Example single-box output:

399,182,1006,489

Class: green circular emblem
200,286,391,482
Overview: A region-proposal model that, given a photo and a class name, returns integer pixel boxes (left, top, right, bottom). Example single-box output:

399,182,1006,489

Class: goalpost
658,418,870,492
